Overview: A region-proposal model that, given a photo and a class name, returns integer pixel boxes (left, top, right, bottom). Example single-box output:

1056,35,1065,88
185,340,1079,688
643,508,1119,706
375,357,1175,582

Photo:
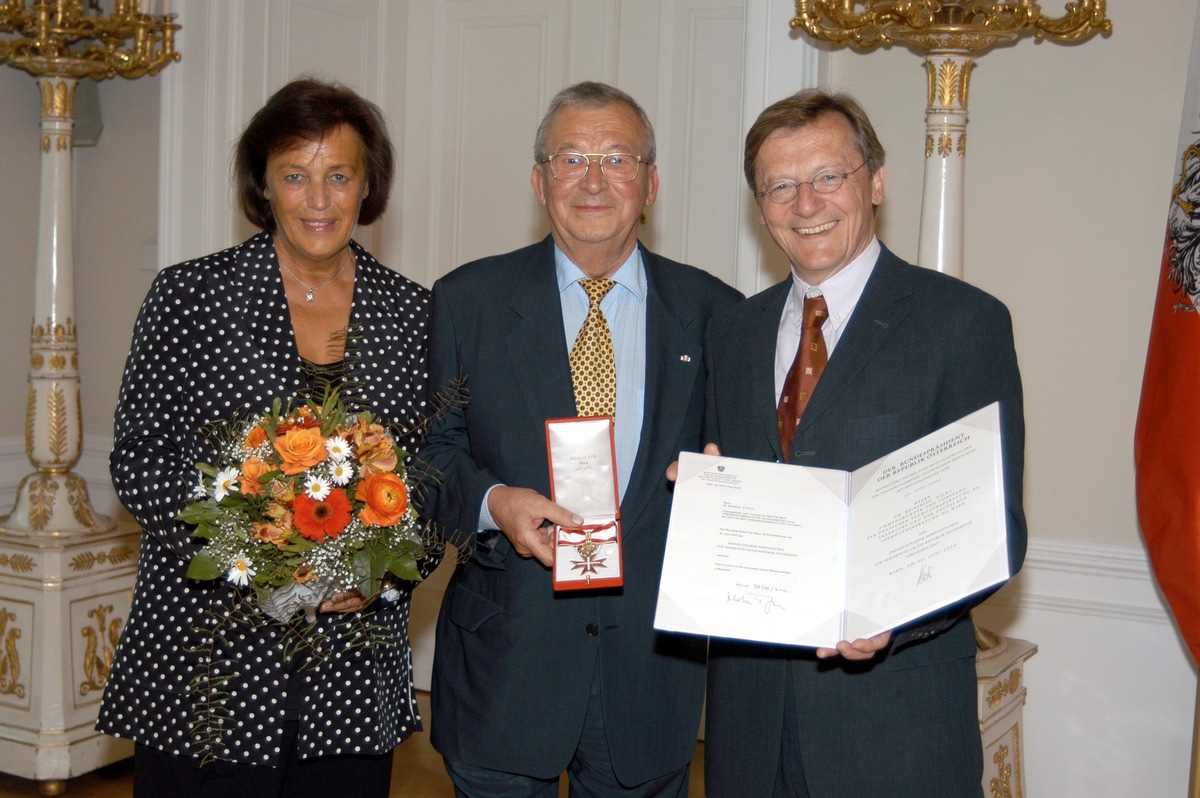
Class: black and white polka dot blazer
97,231,431,765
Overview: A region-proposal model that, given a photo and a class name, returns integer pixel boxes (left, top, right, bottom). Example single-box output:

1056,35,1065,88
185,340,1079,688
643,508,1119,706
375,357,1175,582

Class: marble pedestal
977,635,1037,798
0,520,138,796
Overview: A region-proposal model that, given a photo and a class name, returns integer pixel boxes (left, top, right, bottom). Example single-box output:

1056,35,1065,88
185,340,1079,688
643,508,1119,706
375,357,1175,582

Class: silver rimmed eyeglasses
543,152,646,183
756,161,867,204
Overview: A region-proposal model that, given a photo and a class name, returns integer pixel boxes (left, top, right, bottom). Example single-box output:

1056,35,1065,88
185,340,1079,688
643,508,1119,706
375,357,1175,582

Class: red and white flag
1135,7,1200,667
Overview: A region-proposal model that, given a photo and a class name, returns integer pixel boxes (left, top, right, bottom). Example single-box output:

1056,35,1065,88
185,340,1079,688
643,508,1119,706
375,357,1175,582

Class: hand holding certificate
654,403,1010,649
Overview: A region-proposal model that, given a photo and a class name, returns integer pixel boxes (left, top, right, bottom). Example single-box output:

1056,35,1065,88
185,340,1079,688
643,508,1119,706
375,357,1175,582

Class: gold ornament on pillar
791,1,1111,277
0,1,179,537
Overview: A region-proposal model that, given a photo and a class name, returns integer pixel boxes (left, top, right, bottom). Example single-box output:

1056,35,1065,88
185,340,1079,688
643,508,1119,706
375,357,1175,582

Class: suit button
586,623,599,636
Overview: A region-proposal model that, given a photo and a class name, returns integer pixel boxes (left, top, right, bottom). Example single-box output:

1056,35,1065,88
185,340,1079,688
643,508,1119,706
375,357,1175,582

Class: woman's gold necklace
278,248,352,302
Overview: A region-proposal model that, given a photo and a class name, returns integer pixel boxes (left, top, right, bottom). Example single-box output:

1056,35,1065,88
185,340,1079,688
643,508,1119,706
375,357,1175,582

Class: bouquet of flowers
179,390,427,623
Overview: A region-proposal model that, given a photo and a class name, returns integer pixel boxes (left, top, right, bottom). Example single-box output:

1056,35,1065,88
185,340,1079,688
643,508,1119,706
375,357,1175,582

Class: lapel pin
680,354,692,362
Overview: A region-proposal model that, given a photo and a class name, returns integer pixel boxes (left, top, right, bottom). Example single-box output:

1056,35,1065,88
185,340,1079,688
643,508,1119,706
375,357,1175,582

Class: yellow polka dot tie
570,278,617,417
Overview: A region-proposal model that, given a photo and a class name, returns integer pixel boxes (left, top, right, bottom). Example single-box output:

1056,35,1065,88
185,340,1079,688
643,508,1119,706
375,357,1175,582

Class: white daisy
213,467,241,501
329,459,355,486
304,474,332,501
325,435,352,462
227,557,254,587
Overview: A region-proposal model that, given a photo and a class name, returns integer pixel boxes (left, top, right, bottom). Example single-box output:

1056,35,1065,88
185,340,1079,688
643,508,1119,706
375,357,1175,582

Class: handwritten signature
727,592,787,614
917,564,933,586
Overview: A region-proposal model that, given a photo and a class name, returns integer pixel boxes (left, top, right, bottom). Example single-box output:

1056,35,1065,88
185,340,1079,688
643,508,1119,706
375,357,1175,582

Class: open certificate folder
654,402,1010,649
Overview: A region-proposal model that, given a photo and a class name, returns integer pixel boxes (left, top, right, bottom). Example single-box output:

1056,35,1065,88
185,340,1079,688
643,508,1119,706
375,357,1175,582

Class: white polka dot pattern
96,232,431,765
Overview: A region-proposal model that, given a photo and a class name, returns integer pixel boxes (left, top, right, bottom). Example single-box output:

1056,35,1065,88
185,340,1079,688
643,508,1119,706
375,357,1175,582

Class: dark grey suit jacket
418,236,741,784
703,245,1026,798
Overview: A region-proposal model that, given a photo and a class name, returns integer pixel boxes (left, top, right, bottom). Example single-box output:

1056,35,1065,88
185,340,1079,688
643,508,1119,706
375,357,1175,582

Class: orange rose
244,422,269,449
238,456,272,496
274,427,329,475
356,472,408,527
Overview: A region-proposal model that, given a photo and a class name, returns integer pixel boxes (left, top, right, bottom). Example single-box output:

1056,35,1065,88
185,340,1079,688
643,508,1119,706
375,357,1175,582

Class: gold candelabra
791,1,1110,275
0,0,178,78
793,1,1111,52
0,1,178,537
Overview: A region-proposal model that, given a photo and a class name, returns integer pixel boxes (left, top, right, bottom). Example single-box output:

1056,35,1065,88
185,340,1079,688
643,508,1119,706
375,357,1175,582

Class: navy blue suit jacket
703,245,1026,797
418,236,741,783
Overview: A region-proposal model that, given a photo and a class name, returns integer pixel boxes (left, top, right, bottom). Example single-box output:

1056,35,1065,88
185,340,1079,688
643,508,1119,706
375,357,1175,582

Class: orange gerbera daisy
292,488,351,542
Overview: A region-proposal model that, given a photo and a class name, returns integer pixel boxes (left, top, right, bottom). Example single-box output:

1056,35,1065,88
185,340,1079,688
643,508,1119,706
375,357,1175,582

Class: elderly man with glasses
418,81,741,796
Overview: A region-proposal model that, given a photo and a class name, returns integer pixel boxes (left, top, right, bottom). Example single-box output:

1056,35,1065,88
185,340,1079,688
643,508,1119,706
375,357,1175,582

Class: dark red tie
777,294,828,460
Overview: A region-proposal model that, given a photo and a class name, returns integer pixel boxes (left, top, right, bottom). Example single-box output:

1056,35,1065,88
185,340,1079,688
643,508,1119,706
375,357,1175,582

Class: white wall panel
652,2,748,287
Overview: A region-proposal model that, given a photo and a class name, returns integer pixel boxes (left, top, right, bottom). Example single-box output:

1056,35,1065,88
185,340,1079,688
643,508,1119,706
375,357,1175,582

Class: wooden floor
0,693,705,797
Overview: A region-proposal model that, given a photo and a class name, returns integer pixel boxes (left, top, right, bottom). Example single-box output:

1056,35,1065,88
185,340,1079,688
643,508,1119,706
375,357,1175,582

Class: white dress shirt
774,237,880,402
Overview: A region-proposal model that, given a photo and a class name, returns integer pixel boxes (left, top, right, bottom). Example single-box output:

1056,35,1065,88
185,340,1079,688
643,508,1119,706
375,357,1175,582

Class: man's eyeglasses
756,162,867,204
543,152,646,183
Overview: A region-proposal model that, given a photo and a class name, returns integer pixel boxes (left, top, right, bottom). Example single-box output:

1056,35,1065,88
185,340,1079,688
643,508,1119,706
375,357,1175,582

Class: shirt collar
555,244,646,301
788,237,880,332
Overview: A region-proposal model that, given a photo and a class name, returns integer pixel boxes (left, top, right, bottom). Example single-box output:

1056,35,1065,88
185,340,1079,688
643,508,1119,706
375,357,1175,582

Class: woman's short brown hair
234,78,395,231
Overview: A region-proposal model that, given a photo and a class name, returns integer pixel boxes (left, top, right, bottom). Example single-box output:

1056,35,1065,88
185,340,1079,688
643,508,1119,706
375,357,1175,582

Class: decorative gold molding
70,544,134,572
67,472,97,528
0,553,36,574
24,474,54,530
989,743,1013,798
936,58,959,107
988,667,1023,709
23,385,34,458
0,608,26,700
30,316,76,345
79,604,122,696
39,78,74,118
937,132,953,157
47,383,69,464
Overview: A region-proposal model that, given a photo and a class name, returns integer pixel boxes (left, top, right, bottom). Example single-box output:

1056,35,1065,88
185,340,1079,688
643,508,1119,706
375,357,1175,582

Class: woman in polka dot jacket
96,79,434,797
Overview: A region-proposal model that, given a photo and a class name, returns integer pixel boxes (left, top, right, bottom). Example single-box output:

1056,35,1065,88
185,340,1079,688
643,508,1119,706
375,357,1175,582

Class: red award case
545,416,624,590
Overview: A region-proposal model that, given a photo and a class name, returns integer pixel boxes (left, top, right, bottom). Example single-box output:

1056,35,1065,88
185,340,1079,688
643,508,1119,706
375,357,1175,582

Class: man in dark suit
702,90,1026,797
418,82,741,796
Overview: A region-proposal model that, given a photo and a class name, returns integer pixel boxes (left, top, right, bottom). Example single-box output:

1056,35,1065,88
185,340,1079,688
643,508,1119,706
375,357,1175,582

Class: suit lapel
796,247,912,437
505,238,577,426
620,247,700,534
238,233,307,397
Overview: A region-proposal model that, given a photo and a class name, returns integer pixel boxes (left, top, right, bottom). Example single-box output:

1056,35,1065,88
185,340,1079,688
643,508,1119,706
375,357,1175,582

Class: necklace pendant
304,289,315,302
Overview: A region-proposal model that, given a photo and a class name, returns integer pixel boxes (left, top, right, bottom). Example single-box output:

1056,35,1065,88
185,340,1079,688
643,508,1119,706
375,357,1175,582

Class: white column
917,51,973,278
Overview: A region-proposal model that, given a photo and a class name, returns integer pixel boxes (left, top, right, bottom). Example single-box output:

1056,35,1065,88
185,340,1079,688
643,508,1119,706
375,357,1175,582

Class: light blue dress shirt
554,245,647,500
478,244,647,530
